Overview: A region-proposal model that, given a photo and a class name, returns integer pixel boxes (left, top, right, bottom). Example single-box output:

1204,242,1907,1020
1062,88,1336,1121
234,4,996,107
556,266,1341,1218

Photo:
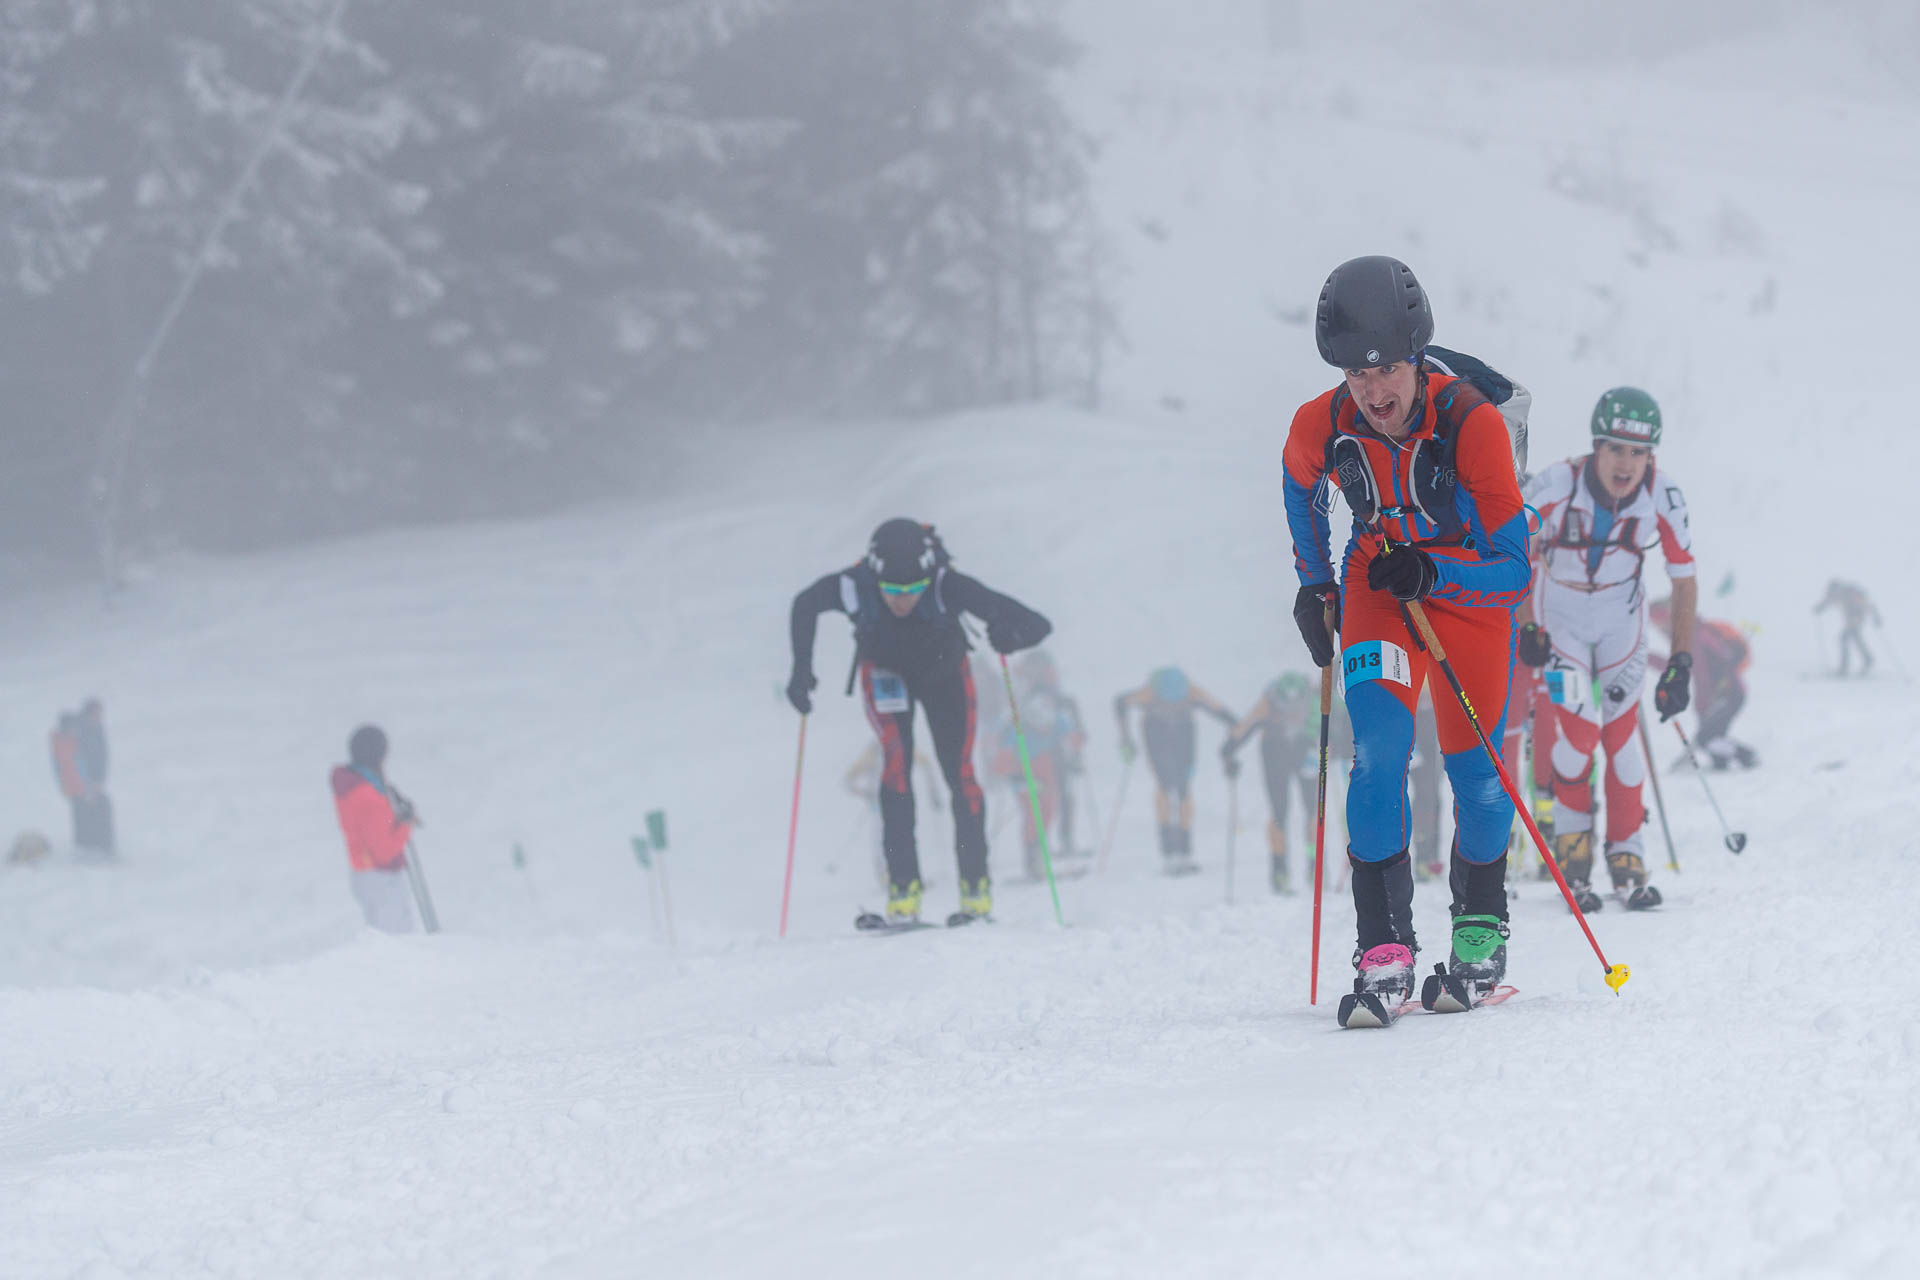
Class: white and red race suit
1522,454,1694,861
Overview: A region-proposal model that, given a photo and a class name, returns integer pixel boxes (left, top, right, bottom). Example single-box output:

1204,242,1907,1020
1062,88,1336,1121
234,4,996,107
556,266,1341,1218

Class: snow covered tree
0,0,1104,564
338,0,787,511
0,0,430,559
691,0,1100,415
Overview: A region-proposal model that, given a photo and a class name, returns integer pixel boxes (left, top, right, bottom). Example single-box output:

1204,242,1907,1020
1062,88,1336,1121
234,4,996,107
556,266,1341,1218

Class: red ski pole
1309,644,1334,1005
779,716,807,939
1402,596,1629,993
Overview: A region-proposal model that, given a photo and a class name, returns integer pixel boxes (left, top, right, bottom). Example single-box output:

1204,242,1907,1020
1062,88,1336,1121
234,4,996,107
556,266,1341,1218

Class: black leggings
1260,732,1311,828
1839,627,1873,675
72,793,115,854
1144,713,1195,799
862,659,988,890
1694,682,1746,749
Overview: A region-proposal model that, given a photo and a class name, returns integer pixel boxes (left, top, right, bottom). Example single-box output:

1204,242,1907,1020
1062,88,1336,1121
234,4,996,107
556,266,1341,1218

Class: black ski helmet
1315,255,1434,369
348,724,388,769
866,518,942,586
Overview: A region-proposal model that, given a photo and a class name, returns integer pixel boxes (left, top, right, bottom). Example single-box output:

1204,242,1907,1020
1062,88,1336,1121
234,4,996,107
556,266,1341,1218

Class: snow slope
6,8,1920,1278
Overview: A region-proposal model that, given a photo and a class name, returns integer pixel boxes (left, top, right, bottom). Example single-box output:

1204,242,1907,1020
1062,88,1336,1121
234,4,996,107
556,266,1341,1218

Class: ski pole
779,716,807,938
1223,766,1239,905
656,853,677,948
1636,706,1681,873
1095,755,1134,875
1001,654,1065,925
1670,720,1748,853
1079,761,1103,861
1885,631,1913,683
1400,595,1629,993
1309,615,1334,1006
401,839,440,934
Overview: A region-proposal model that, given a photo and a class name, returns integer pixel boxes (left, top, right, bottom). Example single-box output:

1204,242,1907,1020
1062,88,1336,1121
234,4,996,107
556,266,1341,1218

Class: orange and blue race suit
1282,370,1530,866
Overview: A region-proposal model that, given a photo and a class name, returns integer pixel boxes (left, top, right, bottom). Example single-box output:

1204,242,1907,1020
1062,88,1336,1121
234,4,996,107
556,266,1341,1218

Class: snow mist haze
4,2,1918,1276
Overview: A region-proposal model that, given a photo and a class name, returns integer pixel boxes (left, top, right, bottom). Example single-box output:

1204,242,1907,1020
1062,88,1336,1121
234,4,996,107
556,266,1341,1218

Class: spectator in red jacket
331,724,418,932
50,699,115,856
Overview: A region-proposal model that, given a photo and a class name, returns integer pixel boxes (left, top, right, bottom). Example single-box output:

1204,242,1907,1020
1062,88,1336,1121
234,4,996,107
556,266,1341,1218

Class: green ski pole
1000,654,1065,925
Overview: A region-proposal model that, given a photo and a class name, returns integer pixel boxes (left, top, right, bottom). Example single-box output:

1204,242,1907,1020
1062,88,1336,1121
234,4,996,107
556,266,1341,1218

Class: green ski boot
1421,913,1510,1012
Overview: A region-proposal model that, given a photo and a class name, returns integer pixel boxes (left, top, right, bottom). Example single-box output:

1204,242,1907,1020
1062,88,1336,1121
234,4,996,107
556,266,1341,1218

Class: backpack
1325,348,1529,545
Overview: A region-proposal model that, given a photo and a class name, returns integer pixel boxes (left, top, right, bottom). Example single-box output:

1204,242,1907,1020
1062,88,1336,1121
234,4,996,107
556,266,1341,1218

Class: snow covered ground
7,6,1920,1277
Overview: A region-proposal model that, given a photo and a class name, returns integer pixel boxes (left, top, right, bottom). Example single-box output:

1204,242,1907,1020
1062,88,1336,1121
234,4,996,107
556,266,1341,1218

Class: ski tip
1337,992,1400,1028
1604,963,1632,994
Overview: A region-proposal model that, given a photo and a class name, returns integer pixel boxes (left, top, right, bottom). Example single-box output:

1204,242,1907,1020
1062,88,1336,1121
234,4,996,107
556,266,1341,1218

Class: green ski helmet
1267,672,1310,702
1590,387,1662,447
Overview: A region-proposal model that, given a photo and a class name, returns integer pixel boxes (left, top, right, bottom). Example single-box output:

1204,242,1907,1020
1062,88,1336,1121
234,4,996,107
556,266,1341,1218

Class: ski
1337,991,1411,1028
1417,965,1519,1014
853,911,937,935
1011,865,1092,885
854,910,991,933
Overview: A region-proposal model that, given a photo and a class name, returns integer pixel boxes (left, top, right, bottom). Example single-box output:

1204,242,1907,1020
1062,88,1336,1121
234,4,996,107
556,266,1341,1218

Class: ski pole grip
1404,600,1447,663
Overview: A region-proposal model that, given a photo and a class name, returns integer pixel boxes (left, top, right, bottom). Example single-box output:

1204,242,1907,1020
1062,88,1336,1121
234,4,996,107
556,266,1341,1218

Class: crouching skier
788,519,1051,926
1283,256,1531,1027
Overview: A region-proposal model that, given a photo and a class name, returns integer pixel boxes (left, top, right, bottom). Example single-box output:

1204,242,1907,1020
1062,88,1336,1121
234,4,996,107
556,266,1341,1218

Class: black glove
987,617,1046,654
1654,652,1692,720
1292,582,1341,668
1516,622,1552,668
1220,743,1241,779
1367,544,1437,603
786,668,817,715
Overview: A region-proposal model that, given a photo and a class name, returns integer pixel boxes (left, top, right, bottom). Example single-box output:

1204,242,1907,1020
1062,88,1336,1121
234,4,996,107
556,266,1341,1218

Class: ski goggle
878,577,930,597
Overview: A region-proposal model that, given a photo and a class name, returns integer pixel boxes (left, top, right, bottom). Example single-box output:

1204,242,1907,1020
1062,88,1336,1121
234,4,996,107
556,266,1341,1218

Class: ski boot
1425,853,1511,1011
949,877,993,926
1422,914,1510,1012
1162,823,1198,876
1339,852,1418,1027
1531,794,1556,878
1268,825,1292,895
1270,853,1292,896
1607,847,1662,911
1554,830,1603,913
1339,944,1417,1028
1022,840,1044,882
886,878,924,925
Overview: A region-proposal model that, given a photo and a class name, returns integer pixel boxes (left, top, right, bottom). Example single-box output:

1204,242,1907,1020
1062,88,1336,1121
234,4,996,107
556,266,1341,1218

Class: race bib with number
1544,667,1592,714
1342,640,1413,693
871,669,910,714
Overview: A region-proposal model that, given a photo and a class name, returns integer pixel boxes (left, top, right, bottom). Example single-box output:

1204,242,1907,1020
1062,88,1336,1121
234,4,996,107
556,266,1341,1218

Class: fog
4,3,1919,1276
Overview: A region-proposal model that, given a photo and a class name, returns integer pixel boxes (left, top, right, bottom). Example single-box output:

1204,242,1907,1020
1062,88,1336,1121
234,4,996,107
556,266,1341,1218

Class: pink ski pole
779,716,808,938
